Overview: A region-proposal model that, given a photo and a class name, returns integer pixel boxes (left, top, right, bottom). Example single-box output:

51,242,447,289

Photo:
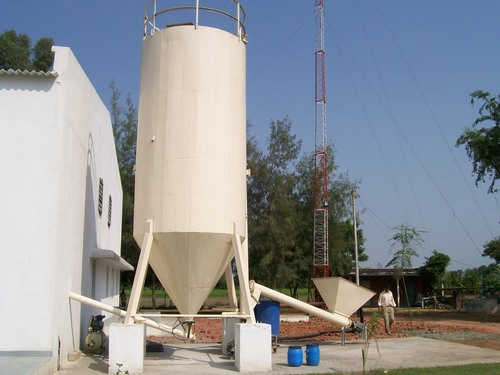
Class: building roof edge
0,68,58,77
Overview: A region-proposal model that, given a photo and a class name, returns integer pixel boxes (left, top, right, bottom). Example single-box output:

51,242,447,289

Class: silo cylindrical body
134,24,247,315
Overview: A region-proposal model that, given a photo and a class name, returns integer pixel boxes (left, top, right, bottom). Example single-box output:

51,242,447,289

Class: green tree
247,122,269,282
247,117,366,294
462,267,481,290
0,30,31,70
446,265,499,293
295,147,368,279
284,147,368,299
442,270,464,288
109,82,139,286
386,224,423,273
386,224,424,314
418,250,451,292
329,220,367,277
31,37,54,71
247,117,302,290
291,152,316,298
456,90,500,193
0,29,54,71
477,264,500,290
482,237,500,264
329,171,367,277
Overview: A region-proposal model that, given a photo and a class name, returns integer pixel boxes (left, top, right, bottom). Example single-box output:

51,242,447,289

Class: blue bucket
254,300,280,336
287,346,303,367
306,344,320,366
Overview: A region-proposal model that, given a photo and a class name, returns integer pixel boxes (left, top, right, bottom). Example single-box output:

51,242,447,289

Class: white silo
133,1,248,315
69,5,376,362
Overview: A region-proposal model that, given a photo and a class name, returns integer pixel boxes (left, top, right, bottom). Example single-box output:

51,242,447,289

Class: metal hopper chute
313,277,376,318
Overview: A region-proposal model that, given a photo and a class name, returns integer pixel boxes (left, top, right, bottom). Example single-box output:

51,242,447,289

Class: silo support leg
232,226,255,323
125,219,154,325
225,265,238,309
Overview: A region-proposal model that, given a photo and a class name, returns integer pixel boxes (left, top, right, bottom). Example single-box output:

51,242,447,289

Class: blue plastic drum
287,346,303,367
306,344,320,366
253,300,280,336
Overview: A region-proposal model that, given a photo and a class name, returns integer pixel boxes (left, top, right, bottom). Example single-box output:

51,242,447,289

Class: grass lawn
344,363,500,374
130,287,311,299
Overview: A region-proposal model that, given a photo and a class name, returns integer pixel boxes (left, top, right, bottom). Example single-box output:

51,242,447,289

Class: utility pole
352,188,364,323
312,0,329,302
351,188,359,285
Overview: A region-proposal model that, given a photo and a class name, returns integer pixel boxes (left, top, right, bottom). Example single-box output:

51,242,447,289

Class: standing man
378,284,396,334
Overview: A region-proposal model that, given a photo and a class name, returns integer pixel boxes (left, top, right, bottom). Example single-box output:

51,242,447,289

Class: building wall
0,46,123,372
358,273,427,307
0,69,62,355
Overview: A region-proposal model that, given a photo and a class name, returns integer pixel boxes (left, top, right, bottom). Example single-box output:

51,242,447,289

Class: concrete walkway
56,337,500,374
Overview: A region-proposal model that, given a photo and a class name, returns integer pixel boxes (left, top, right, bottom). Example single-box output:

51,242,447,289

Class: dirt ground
148,308,500,351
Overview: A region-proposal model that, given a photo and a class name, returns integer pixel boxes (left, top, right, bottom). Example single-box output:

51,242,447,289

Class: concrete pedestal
221,317,244,355
235,323,272,372
108,323,145,374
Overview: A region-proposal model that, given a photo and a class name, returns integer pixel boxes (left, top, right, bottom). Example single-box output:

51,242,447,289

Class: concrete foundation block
235,323,272,372
108,323,145,374
221,317,244,356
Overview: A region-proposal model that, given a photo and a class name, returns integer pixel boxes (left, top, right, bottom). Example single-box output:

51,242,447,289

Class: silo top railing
144,0,247,42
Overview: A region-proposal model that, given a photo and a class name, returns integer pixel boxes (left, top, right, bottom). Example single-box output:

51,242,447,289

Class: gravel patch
402,330,500,341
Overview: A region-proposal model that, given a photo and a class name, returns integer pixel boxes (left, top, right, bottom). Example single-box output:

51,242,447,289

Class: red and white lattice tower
312,0,329,301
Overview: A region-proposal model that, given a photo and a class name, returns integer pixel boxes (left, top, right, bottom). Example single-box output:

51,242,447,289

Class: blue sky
2,1,499,270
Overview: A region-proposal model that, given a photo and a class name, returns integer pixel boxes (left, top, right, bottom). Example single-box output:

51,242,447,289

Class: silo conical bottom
148,232,234,315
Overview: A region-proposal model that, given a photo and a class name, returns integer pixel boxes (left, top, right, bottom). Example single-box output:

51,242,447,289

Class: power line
248,11,314,85
325,15,412,224
375,1,495,239
355,1,434,251
357,197,390,235
325,6,488,264
359,198,485,270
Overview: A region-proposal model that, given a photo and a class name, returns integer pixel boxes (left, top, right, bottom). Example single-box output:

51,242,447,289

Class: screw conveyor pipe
69,292,188,338
253,282,362,330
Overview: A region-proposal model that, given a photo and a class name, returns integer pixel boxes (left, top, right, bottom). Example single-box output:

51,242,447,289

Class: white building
0,46,131,374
